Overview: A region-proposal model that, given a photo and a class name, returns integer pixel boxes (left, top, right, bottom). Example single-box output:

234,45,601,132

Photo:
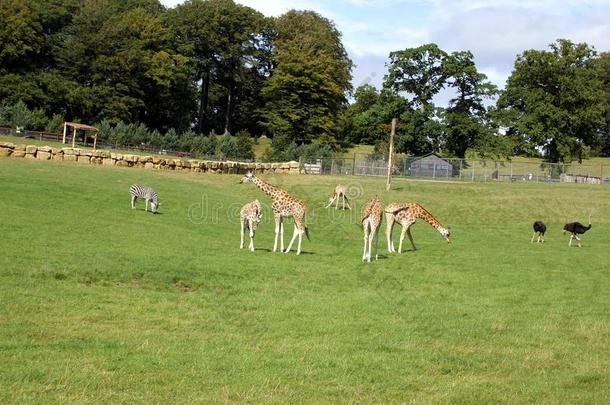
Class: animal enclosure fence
300,153,610,185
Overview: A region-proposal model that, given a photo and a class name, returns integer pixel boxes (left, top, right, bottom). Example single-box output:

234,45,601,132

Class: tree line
1,0,609,163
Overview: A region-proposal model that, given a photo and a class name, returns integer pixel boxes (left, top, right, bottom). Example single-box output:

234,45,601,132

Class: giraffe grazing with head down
240,171,309,255
385,202,450,254
325,184,351,210
361,196,383,262
240,199,263,252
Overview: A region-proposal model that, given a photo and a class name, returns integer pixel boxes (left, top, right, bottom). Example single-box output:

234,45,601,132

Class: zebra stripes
129,184,159,213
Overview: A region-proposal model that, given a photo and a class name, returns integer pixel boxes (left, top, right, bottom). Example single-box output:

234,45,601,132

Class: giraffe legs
369,228,379,262
248,220,255,252
273,215,283,252
398,226,407,254
406,228,417,251
285,218,305,254
385,213,396,253
240,219,246,249
343,195,351,210
362,220,370,262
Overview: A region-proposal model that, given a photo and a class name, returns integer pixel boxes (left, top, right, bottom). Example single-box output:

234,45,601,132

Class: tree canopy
497,39,606,162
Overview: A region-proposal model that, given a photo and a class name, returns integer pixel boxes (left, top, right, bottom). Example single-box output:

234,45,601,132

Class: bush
191,135,217,156
30,108,48,131
235,130,255,160
163,128,180,151
0,100,32,131
217,134,239,159
148,129,163,149
46,114,65,134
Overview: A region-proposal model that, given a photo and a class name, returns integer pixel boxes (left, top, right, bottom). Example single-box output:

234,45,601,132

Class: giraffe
325,184,351,210
240,199,263,252
385,202,450,254
361,196,383,262
240,171,309,255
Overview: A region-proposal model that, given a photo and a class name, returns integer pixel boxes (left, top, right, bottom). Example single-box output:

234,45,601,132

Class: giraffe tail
304,225,310,241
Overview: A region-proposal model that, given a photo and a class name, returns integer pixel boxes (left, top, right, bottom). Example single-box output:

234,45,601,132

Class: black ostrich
531,221,546,243
563,215,592,247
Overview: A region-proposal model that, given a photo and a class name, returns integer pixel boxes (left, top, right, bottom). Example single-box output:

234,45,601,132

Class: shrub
235,130,255,160
46,114,65,134
217,134,238,159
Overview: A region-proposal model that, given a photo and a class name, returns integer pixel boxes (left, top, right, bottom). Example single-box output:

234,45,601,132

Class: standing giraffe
325,184,351,210
240,171,309,255
362,196,383,262
385,202,450,254
240,199,263,252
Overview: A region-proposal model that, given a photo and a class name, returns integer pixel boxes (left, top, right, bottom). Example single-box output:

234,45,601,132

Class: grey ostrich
563,215,592,247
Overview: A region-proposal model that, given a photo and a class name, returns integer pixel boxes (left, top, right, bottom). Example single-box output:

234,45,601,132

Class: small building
409,153,454,178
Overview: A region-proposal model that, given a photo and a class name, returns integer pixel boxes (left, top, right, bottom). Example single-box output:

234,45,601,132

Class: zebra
129,184,159,213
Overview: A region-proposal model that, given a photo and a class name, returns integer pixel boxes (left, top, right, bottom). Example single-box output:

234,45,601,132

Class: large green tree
597,52,610,156
443,50,498,158
51,0,194,130
384,44,449,111
260,10,353,154
497,39,606,162
167,0,270,134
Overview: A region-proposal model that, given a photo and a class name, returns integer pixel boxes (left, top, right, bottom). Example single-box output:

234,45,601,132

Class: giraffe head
439,227,451,243
239,171,255,183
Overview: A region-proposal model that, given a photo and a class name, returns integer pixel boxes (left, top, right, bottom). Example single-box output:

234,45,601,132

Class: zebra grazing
129,184,159,213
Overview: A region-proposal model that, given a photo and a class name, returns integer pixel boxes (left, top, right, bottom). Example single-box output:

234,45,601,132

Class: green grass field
1,157,609,403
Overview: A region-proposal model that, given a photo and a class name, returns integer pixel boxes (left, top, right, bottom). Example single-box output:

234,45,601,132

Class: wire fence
300,154,610,185
2,126,608,184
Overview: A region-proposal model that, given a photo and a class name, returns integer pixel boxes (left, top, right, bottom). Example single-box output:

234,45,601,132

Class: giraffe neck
252,176,282,198
415,208,445,234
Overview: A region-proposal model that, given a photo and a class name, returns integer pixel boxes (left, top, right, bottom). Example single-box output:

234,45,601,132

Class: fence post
352,153,356,176
471,162,475,182
459,159,463,181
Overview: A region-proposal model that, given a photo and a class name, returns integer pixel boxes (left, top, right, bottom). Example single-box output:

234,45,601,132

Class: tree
0,0,43,69
260,10,353,150
497,39,605,163
167,0,270,134
384,44,449,111
0,100,33,130
443,50,498,158
596,52,610,156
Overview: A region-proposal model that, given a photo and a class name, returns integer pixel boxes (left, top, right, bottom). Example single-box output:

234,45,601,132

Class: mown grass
0,157,609,403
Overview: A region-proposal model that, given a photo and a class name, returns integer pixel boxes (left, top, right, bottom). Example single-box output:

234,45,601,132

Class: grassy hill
1,158,609,402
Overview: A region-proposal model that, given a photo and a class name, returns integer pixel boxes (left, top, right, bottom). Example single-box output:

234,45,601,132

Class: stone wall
0,142,300,174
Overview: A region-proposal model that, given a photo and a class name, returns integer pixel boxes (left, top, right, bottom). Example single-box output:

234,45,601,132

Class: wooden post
352,153,356,176
93,132,98,150
62,123,67,144
72,127,76,148
386,118,396,191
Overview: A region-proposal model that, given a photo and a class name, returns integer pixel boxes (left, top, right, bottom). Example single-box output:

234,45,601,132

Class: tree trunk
224,79,234,135
198,69,210,134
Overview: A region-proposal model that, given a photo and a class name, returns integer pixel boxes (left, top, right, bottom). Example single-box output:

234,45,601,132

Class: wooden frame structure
62,122,99,149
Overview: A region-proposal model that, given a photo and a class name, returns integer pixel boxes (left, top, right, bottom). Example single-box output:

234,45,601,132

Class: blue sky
160,0,610,100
